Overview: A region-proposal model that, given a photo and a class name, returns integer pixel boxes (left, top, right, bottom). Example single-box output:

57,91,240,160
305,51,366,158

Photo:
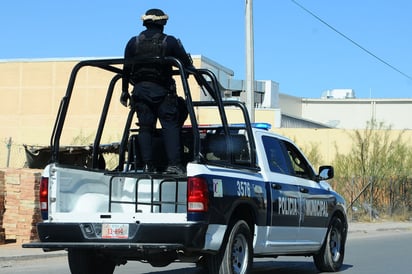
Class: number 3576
237,181,251,197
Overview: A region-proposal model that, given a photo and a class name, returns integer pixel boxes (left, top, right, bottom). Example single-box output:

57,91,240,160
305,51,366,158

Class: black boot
143,163,156,173
164,165,185,175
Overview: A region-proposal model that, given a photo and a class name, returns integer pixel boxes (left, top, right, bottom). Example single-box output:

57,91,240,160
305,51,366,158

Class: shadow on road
136,260,354,274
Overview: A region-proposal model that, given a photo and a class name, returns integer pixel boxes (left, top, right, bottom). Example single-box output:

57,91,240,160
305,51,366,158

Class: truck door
261,136,300,243
281,140,335,245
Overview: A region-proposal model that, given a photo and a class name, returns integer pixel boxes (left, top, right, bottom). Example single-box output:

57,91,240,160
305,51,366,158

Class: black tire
68,248,116,274
314,216,346,272
206,220,253,274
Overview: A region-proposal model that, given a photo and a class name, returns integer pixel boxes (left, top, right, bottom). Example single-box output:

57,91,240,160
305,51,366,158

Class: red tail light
187,177,209,212
39,177,48,219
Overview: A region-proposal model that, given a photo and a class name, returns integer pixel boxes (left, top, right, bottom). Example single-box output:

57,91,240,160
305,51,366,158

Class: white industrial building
195,56,412,130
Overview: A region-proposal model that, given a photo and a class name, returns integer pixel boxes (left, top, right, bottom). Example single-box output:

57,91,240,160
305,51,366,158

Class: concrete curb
348,221,412,235
0,243,67,262
0,252,66,262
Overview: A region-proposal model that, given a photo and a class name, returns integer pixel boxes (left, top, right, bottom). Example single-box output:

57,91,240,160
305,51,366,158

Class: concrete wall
0,57,247,168
2,58,412,169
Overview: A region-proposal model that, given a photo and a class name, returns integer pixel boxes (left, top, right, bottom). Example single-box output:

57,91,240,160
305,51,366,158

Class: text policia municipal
278,197,329,217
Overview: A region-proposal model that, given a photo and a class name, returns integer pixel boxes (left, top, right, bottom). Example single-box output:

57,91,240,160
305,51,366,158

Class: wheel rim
329,226,342,262
231,233,249,274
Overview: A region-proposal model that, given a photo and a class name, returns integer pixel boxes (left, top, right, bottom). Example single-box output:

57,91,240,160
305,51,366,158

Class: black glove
120,91,130,107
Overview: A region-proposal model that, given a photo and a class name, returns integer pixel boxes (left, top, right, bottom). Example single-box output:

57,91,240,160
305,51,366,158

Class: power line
290,0,412,81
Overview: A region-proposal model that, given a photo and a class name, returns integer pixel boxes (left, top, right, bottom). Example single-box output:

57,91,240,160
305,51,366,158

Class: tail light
187,177,209,212
39,177,49,220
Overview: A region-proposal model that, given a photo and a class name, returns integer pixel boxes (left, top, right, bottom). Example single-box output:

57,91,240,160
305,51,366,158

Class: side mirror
318,165,334,180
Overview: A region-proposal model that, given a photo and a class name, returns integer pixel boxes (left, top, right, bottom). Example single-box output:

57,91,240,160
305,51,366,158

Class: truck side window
204,133,251,166
262,136,290,174
282,141,315,180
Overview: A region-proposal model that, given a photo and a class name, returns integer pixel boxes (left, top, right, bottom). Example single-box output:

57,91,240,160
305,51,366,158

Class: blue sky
1,0,411,99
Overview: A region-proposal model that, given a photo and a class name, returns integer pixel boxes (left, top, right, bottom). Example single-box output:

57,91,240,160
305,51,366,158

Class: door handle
271,183,282,190
300,187,309,193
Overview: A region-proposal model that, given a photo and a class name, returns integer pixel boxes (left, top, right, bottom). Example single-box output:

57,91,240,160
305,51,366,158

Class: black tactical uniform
121,9,193,174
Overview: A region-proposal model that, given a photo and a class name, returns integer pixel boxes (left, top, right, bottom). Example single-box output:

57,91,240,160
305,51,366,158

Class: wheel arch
229,202,257,236
331,208,348,233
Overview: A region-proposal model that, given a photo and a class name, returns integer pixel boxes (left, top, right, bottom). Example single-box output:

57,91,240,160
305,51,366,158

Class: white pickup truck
23,57,347,274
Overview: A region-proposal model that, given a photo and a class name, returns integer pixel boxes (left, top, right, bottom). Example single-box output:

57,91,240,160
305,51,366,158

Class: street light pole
245,0,255,122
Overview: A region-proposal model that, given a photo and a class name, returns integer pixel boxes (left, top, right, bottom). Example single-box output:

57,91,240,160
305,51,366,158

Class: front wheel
68,248,116,274
206,220,253,274
314,216,346,272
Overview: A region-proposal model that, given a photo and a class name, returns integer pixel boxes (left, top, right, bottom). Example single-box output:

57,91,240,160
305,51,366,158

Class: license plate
102,223,129,239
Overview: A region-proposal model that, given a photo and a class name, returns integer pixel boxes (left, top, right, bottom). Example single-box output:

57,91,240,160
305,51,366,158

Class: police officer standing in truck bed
121,8,193,175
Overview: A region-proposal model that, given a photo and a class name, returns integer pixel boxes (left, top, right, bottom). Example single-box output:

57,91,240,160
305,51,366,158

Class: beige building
1,56,411,169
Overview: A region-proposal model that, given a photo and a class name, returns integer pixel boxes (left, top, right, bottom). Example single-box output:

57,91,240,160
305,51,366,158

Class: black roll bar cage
50,57,257,170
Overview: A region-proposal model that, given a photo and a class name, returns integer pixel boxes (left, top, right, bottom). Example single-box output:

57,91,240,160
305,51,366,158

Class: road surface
1,230,411,274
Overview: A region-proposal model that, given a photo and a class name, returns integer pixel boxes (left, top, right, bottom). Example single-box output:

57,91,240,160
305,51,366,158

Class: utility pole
245,0,255,122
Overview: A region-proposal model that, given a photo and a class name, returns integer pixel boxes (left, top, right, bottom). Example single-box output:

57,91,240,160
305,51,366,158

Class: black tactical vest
132,33,172,87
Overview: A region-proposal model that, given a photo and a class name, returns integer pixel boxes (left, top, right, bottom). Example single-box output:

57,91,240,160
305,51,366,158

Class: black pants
132,82,182,167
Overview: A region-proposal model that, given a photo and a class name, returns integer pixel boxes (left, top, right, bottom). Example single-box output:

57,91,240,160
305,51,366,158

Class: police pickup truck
23,57,347,274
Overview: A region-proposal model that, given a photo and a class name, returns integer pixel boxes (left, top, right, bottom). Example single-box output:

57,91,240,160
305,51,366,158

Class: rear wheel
68,248,116,274
314,216,346,272
206,220,253,274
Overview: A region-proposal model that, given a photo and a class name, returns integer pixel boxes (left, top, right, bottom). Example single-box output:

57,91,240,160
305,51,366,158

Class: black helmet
141,9,168,26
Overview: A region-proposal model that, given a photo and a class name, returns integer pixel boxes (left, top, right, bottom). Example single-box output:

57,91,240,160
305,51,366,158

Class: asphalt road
1,230,412,274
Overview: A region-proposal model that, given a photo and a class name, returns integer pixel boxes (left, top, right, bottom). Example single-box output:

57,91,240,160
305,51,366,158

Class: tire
68,248,116,274
314,216,346,272
206,220,253,274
